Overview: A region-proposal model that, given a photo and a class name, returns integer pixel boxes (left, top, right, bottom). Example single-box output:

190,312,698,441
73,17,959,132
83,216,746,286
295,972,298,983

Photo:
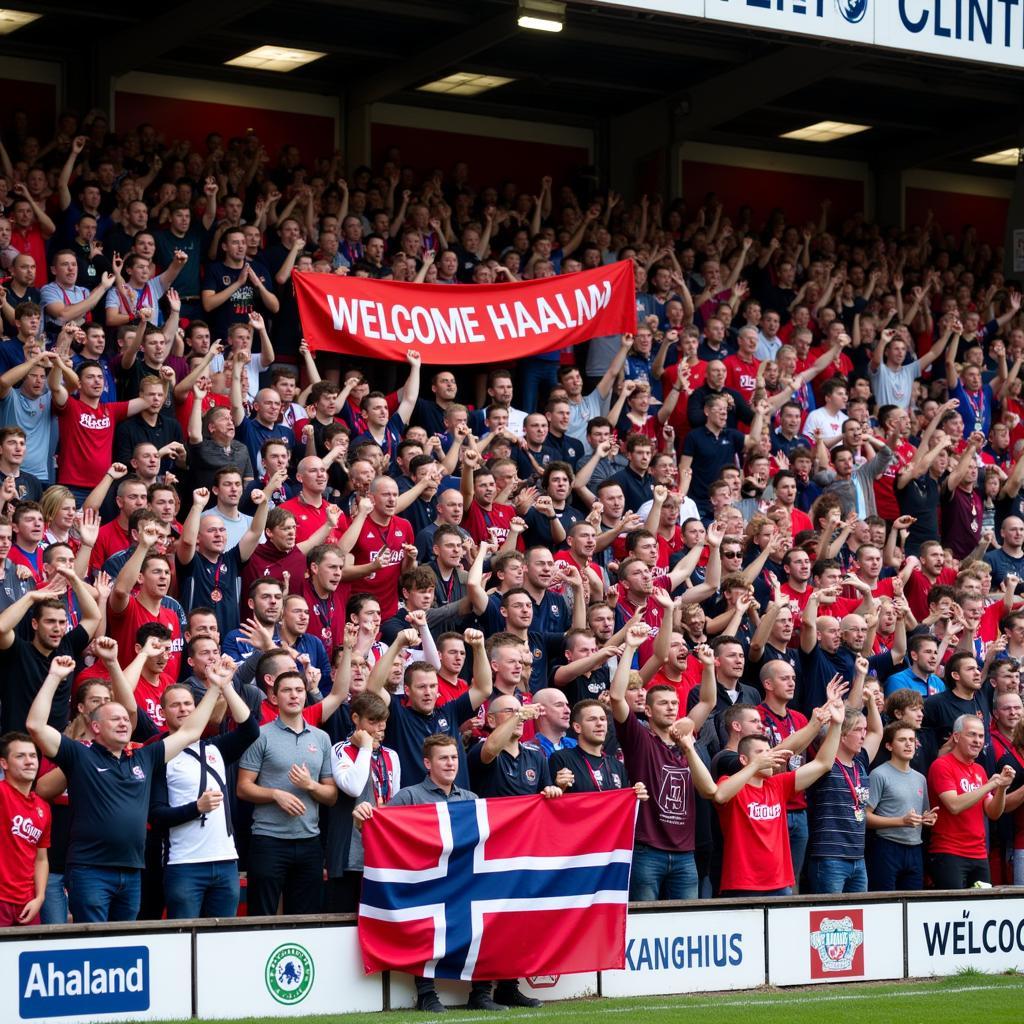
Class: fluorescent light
517,0,565,32
225,45,325,73
974,148,1020,167
518,16,563,31
780,120,871,143
0,9,40,34
417,73,515,97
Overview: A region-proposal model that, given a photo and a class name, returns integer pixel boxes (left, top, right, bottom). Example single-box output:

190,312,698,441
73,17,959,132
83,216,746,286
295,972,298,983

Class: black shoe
416,994,447,1013
466,994,509,1011
494,987,543,1008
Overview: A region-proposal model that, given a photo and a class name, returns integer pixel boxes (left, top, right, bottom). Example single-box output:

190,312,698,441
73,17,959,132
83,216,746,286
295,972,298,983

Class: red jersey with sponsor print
928,753,991,859
717,771,797,892
350,514,412,620
55,396,131,488
724,353,759,404
134,672,177,729
0,778,51,904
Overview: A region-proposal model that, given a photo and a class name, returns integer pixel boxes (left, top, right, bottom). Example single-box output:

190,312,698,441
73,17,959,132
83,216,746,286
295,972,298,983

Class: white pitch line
409,979,1024,1023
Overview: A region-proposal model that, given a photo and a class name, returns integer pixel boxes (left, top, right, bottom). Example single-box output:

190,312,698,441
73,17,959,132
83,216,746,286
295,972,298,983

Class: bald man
800,587,906,714
234,381,294,473
529,688,575,757
991,691,1024,762
280,456,338,543
349,475,414,620
985,516,1024,588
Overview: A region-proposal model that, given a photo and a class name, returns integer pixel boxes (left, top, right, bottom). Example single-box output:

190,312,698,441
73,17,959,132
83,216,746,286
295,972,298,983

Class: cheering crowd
2,113,1024,972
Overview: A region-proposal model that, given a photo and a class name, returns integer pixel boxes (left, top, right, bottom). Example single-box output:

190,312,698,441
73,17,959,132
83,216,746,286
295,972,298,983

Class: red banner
293,261,636,365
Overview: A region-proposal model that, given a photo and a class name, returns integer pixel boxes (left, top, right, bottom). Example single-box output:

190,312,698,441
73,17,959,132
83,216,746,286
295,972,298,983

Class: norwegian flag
359,789,637,979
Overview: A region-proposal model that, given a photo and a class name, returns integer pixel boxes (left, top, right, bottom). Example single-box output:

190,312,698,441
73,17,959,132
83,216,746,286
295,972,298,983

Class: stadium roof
5,0,1022,173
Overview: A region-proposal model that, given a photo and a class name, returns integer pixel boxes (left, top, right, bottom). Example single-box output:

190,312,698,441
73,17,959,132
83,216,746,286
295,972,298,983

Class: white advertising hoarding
906,898,1024,977
195,926,382,1018
0,932,192,1024
587,1,1024,69
766,903,904,986
705,0,873,46
875,2,1024,68
601,909,765,996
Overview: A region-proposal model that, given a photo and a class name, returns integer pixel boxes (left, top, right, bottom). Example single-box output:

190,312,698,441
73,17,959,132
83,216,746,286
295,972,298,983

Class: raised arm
58,567,101,639
464,628,493,710
237,486,271,562
917,327,952,372
26,656,78,758
609,622,650,724
366,629,418,700
672,722,721,800
793,699,844,791
110,521,163,614
396,349,422,424
57,137,87,210
687,643,720,733
595,334,635,400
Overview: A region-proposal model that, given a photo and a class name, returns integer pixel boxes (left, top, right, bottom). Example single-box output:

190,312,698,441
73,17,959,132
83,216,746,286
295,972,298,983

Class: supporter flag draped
294,261,636,365
358,789,637,978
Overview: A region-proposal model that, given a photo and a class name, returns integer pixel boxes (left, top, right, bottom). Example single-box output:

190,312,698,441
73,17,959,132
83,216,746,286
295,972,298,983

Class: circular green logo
265,943,315,1005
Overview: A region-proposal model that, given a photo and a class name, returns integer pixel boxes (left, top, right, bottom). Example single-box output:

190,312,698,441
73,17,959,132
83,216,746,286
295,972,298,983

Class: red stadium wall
114,92,335,165
369,123,590,189
904,186,1010,247
0,78,57,140
0,58,60,140
680,158,866,228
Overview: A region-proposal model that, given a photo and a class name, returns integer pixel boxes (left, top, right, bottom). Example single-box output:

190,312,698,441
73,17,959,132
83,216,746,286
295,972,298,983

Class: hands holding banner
293,261,637,365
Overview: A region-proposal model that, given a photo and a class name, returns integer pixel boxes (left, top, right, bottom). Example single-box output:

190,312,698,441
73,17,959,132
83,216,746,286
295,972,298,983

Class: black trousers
928,852,990,890
246,834,323,916
325,871,362,913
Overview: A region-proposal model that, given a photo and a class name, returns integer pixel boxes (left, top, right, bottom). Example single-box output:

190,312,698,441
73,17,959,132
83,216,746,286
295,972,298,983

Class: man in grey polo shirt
237,669,337,915
355,734,522,1013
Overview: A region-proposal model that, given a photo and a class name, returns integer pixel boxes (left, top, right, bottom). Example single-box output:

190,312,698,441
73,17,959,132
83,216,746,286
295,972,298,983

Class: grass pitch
141,973,1022,1024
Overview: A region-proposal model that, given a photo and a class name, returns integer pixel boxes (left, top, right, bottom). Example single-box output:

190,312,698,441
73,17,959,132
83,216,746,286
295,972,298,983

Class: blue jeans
519,359,560,417
164,860,240,919
788,810,809,885
40,872,68,925
67,866,141,922
807,856,868,895
630,843,698,902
